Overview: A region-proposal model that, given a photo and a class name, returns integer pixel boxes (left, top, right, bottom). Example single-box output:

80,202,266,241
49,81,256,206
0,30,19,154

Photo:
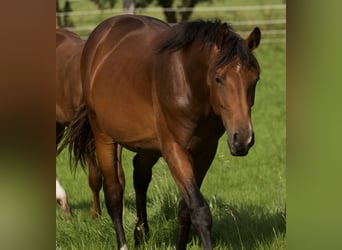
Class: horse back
81,15,169,98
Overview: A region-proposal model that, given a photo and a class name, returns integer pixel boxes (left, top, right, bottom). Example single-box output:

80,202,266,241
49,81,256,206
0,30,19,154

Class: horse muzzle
228,131,255,156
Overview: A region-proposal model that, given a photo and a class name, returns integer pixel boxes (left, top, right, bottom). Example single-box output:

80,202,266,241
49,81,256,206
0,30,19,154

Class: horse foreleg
133,152,159,246
176,198,191,250
176,138,219,249
162,141,213,250
177,136,218,249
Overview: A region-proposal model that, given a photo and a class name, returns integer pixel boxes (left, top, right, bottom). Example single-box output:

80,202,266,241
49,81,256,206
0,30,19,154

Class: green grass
56,41,286,249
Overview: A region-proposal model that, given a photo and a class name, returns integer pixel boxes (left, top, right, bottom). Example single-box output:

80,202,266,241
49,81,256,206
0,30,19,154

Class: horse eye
215,76,222,85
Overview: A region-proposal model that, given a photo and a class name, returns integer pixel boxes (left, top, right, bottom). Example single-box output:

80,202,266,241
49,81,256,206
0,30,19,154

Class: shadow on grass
61,192,285,249
210,198,286,249
142,195,285,249
62,195,137,216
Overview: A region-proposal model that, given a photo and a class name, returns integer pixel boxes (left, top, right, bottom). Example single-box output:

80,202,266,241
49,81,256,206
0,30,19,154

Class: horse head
208,25,261,156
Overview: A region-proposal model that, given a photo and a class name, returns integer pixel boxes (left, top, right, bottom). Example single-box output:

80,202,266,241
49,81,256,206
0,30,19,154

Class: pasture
56,0,285,248
56,40,286,249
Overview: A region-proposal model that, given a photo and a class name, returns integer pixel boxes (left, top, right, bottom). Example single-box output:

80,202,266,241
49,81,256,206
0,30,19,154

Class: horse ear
245,27,261,50
216,23,229,50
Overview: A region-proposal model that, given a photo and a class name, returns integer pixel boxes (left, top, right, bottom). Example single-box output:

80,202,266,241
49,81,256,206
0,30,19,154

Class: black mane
157,20,223,53
157,20,259,70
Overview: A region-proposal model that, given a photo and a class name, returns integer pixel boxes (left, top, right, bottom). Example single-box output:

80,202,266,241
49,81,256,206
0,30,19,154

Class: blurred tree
89,0,207,22
63,0,73,27
123,0,136,14
156,0,177,23
56,0,208,26
56,0,74,27
140,0,206,22
89,0,116,9
91,0,136,14
56,0,62,27
179,0,199,22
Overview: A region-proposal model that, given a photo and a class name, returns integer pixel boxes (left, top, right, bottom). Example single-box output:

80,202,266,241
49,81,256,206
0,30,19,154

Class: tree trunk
56,0,62,27
158,0,177,23
180,0,198,21
123,0,136,14
63,0,73,27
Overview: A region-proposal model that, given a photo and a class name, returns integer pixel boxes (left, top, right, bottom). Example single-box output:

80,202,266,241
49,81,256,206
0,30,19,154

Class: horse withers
64,15,261,249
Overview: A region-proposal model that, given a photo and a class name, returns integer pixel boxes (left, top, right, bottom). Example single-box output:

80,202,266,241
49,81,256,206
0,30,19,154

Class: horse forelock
215,33,260,71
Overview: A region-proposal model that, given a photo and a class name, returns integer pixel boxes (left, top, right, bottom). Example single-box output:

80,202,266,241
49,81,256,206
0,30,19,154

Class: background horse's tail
57,104,96,171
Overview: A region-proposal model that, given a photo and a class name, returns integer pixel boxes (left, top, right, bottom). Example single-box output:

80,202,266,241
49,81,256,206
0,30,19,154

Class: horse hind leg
133,152,159,246
56,178,72,216
87,144,125,219
117,144,126,199
56,123,71,216
93,131,127,249
86,153,103,218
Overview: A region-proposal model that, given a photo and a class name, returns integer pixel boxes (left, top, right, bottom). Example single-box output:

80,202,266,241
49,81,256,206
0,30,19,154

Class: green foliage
89,0,116,9
56,41,286,249
136,0,154,8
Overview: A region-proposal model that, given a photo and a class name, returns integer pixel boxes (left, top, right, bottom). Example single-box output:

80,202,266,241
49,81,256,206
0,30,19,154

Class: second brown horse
56,28,124,218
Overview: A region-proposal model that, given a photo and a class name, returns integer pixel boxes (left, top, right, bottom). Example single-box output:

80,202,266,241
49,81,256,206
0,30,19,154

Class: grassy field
56,39,286,249
56,1,285,249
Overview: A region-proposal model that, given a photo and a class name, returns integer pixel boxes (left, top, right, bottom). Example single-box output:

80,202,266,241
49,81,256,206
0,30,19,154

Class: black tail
57,104,96,171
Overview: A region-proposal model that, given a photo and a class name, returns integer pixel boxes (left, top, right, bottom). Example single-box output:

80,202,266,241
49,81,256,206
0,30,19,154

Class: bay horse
63,15,261,249
56,28,124,217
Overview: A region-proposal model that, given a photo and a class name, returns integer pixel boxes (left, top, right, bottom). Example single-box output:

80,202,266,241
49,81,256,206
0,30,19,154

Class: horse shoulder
153,53,204,146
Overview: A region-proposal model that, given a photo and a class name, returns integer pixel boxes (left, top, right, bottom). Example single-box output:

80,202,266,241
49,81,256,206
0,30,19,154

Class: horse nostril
233,132,239,145
233,132,238,141
233,131,254,147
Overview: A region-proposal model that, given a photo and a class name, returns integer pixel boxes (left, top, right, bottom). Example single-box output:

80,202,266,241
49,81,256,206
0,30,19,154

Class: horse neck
182,42,215,116
181,42,211,93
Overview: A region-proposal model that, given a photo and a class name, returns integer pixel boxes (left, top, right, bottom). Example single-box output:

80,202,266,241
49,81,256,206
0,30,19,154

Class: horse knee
105,184,123,199
89,171,102,191
177,199,191,225
88,158,102,191
103,180,123,204
190,202,212,230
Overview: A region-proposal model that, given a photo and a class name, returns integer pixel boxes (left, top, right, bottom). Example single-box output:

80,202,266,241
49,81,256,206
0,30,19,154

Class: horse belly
102,109,159,151
93,83,159,152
